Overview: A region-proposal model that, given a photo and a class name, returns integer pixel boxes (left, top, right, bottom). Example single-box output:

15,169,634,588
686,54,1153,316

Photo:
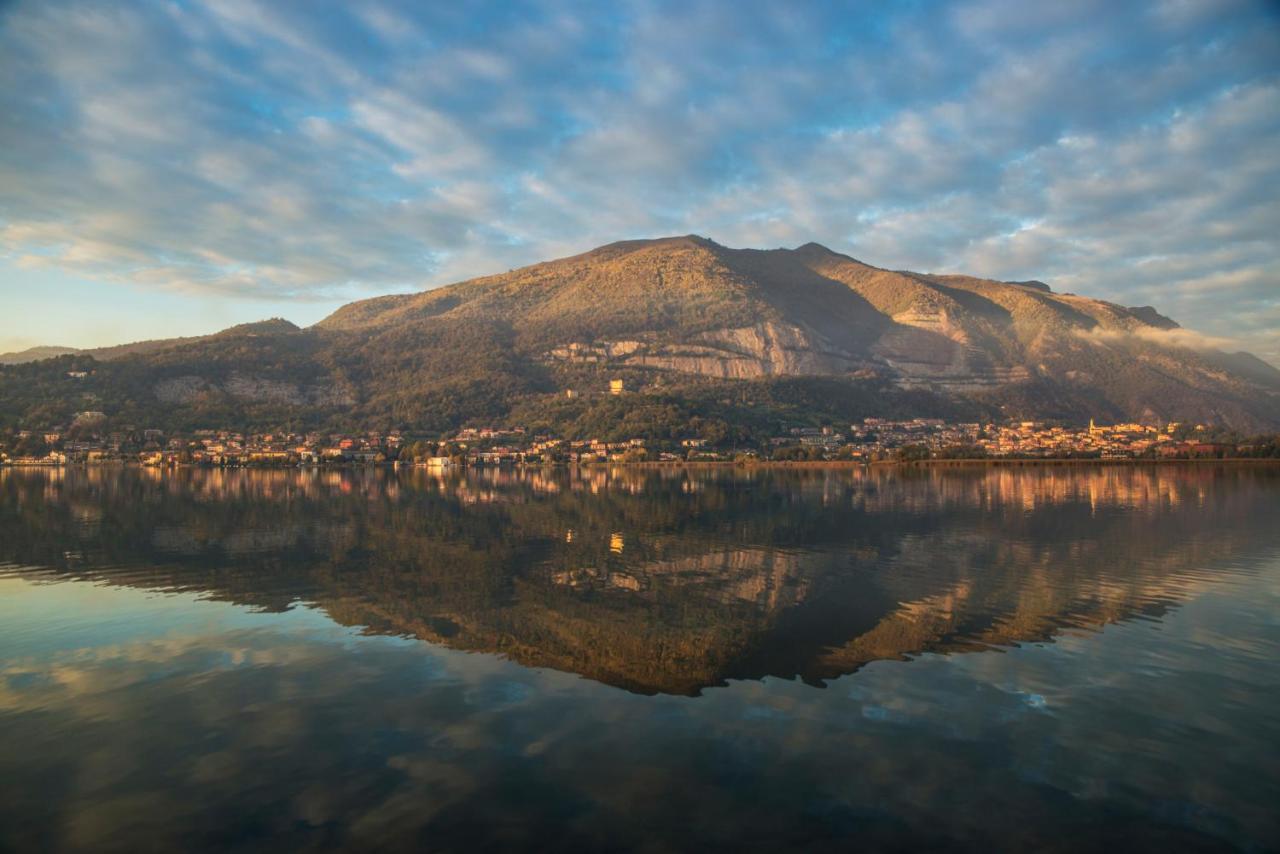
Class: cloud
1075,325,1240,353
0,0,1276,360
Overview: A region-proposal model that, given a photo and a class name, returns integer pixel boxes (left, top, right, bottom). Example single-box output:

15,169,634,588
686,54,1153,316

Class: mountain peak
592,234,716,253
1126,306,1179,330
789,240,871,268
215,318,301,337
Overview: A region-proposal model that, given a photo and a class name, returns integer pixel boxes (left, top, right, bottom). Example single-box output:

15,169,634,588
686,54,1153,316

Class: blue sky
1,0,1278,363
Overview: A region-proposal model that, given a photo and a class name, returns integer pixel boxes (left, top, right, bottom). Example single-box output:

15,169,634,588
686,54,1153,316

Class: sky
1,0,1278,364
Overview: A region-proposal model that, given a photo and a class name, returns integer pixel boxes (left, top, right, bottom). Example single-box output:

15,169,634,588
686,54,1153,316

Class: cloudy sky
1,0,1278,362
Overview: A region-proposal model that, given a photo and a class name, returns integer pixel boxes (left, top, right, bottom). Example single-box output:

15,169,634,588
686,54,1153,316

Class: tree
13,435,49,457
896,444,931,462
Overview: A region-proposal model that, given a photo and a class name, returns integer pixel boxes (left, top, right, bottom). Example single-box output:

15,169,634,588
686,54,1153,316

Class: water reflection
1,465,1276,696
3,465,1280,852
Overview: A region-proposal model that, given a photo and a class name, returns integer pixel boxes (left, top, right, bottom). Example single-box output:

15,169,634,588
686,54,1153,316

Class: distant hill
1,320,303,365
1,238,1277,434
0,345,80,365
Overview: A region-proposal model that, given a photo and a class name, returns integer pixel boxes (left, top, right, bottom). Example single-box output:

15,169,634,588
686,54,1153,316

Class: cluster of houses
0,428,405,467
155,430,406,466
751,418,1240,461
974,419,1231,459
796,418,1247,460
429,418,1252,464
446,436,701,466
769,419,983,455
0,418,1264,468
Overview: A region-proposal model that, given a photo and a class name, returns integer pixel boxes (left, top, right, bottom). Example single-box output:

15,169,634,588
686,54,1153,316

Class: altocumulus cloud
0,0,1277,360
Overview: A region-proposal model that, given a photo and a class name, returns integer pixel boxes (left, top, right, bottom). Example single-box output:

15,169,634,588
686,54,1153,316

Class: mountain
0,345,80,365
2,236,1278,434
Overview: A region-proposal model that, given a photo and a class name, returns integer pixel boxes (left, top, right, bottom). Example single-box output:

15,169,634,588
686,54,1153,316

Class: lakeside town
3,415,1277,468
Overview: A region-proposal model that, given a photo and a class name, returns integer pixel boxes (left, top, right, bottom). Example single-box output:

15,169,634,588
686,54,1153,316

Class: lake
1,464,1278,852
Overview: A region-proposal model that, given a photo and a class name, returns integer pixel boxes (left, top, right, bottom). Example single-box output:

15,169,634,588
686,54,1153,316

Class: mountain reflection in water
2,465,1273,695
1,464,1278,852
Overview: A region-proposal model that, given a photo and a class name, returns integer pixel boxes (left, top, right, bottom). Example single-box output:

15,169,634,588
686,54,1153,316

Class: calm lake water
1,464,1278,852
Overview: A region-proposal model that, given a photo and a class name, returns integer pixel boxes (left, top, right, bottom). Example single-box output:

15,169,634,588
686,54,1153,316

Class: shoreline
671,458,1280,469
873,457,1280,468
4,457,1279,471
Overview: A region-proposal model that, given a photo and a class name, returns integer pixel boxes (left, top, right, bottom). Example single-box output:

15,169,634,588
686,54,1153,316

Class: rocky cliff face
548,322,866,379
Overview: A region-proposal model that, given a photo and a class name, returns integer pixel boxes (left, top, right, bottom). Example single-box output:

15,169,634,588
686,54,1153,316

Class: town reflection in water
1,464,1278,852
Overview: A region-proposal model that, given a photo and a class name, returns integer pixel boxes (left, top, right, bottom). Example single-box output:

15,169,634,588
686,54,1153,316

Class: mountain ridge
2,236,1278,434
